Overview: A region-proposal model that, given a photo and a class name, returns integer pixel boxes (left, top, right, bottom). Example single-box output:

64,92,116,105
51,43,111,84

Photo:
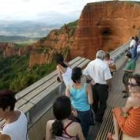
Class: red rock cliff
70,1,140,59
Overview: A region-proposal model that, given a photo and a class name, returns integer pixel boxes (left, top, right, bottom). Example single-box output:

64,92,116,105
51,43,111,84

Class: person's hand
72,110,78,117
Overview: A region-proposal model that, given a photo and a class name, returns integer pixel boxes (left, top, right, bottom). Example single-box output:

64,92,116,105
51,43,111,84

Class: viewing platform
1,41,140,140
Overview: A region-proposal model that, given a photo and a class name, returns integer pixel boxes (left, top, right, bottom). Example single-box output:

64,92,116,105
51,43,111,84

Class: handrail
110,41,130,62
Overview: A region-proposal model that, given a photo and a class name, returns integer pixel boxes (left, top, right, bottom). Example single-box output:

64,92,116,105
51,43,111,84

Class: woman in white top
0,90,28,140
55,53,73,87
104,52,116,76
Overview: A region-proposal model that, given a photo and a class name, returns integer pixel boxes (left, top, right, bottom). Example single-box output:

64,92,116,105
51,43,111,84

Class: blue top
70,83,90,111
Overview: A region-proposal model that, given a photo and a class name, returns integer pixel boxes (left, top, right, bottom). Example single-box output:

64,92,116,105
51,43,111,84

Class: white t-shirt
62,67,73,86
1,110,28,140
130,39,136,48
83,58,112,84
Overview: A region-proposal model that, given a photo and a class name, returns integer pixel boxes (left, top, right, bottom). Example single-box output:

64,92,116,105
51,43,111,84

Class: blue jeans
77,110,91,139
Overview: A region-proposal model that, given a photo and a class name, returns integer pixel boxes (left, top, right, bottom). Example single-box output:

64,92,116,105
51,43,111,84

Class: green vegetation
67,20,78,28
0,54,56,93
0,35,39,45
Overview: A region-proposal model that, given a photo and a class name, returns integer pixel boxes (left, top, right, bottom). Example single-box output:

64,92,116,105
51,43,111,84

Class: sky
0,0,115,22
0,0,139,23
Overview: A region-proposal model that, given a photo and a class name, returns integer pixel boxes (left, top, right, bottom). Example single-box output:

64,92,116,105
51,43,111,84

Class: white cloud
0,0,138,21
0,0,102,20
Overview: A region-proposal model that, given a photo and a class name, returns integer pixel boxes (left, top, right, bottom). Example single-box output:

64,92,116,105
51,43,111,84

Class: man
83,50,112,122
122,52,136,98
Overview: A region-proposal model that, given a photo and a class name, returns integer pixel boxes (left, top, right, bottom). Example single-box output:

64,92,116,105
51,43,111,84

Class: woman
55,53,73,87
66,67,93,139
104,52,116,76
0,90,28,140
108,74,140,140
46,96,85,140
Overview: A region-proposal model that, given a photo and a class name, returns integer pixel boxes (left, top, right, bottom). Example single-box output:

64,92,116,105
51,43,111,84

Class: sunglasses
127,83,138,87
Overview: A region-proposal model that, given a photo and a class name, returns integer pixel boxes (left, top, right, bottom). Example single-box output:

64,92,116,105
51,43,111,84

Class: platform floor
88,60,140,140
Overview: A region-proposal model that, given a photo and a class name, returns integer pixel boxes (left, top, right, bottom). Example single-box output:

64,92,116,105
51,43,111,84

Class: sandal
108,133,113,140
107,133,119,140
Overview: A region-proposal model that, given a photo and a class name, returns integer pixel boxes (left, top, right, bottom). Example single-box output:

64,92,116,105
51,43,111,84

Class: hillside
0,54,56,92
0,20,61,38
0,35,39,44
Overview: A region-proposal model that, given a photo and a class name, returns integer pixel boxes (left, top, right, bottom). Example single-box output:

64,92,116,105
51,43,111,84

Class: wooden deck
88,60,140,140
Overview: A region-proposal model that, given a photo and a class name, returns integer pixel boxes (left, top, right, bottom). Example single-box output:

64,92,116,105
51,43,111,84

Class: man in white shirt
83,50,112,122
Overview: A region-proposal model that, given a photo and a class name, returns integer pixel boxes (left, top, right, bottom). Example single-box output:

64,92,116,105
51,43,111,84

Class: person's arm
121,97,133,113
46,120,53,140
123,69,135,73
76,123,85,140
65,87,78,117
56,66,63,82
86,84,93,105
65,86,71,98
0,133,10,140
109,61,116,71
106,79,112,91
104,64,112,91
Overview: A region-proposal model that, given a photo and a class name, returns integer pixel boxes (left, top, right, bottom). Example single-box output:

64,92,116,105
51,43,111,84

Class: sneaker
122,90,127,93
123,94,129,98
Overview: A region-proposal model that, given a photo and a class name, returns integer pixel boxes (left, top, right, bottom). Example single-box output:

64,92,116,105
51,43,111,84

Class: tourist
83,50,112,123
0,89,28,140
66,67,93,139
136,41,140,61
104,52,116,76
122,52,136,98
129,36,138,60
108,74,140,140
55,53,73,87
46,96,85,140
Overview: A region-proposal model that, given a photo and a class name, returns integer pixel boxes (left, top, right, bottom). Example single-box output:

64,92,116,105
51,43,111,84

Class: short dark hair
130,74,140,86
53,96,71,120
52,96,71,136
0,89,16,111
125,52,132,59
71,67,82,83
105,52,110,58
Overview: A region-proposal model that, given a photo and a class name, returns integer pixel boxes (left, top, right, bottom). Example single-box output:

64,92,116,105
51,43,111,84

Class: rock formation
2,1,140,66
0,43,32,57
70,1,140,59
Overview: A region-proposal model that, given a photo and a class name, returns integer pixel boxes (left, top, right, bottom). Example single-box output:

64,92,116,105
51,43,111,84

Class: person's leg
91,85,99,114
78,110,91,139
122,73,129,98
108,113,119,140
96,85,108,122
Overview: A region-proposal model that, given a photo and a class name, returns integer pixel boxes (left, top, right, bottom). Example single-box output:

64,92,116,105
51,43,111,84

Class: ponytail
59,62,67,68
52,120,63,136
55,53,68,68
